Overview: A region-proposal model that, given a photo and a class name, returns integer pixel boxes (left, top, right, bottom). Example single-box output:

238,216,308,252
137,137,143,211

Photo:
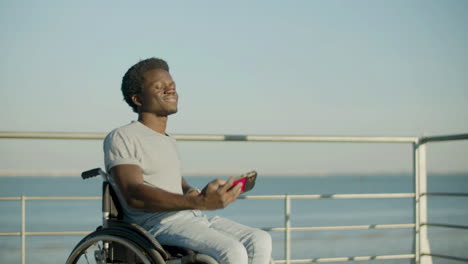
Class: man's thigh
152,213,247,261
208,216,272,256
208,216,261,241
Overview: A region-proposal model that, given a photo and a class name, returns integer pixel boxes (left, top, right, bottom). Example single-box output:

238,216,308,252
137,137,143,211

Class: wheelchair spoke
83,252,90,264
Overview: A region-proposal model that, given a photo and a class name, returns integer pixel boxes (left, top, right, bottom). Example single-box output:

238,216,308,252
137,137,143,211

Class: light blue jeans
149,210,273,264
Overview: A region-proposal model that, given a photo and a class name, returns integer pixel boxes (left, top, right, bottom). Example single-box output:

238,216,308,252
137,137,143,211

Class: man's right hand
199,177,243,210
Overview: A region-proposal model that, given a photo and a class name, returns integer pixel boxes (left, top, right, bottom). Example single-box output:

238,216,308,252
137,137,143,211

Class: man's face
137,68,178,116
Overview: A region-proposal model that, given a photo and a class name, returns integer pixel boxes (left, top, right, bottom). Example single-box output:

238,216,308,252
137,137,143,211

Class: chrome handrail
0,131,418,143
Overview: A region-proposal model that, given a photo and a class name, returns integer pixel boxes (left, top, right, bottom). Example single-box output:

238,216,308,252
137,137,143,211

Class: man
104,57,273,264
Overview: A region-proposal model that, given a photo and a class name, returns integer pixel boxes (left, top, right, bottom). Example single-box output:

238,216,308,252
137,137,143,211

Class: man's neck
138,113,168,135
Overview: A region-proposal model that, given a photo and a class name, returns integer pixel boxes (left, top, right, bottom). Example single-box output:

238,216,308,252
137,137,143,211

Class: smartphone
231,171,257,193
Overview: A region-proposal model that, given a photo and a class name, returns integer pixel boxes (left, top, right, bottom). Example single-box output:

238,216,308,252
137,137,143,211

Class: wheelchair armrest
81,168,102,179
81,168,108,180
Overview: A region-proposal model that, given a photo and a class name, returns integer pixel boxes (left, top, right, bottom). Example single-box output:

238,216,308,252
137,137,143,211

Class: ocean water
0,174,467,264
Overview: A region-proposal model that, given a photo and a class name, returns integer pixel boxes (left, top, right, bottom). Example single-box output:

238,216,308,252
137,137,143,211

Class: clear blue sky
1,0,467,175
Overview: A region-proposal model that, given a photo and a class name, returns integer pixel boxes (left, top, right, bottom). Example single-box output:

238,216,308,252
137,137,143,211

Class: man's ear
131,94,143,108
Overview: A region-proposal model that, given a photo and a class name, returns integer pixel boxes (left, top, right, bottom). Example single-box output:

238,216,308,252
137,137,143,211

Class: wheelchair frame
66,168,218,264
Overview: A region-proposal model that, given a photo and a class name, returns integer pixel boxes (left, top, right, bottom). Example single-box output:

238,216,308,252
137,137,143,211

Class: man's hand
199,177,242,210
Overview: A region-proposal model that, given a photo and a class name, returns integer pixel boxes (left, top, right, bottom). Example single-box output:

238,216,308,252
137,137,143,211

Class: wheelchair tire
66,229,165,264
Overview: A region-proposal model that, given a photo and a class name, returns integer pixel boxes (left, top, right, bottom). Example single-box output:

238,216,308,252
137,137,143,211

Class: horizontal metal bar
426,253,468,263
0,224,416,238
0,131,418,143
0,232,21,236
26,231,92,236
0,196,101,201
173,134,225,141
25,196,101,201
242,193,415,199
420,133,468,144
0,193,415,202
0,131,105,140
422,223,468,230
0,224,415,238
423,192,468,197
265,223,415,232
274,254,415,263
0,231,92,236
6,132,466,143
0,197,22,201
244,135,417,143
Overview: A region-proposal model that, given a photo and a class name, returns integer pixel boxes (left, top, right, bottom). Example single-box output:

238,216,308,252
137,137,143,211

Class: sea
0,173,467,264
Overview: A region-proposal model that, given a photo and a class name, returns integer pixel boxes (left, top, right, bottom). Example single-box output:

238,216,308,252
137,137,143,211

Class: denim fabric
149,210,273,264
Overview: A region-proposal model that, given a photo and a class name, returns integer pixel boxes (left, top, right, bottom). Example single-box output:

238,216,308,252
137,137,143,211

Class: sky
1,0,467,176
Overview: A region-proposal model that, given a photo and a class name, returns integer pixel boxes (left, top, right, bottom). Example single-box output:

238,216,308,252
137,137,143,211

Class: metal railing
1,131,468,264
415,134,468,264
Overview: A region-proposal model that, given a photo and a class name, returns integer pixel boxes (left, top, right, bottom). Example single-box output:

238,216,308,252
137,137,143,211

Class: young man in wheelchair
103,58,273,264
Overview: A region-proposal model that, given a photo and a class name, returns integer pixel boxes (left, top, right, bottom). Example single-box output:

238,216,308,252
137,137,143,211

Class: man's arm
111,164,242,212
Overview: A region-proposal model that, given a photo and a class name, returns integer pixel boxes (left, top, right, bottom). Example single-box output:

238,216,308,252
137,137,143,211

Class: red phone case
232,171,257,193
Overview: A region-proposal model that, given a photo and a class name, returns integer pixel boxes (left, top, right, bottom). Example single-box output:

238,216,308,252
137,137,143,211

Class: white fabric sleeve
103,130,141,172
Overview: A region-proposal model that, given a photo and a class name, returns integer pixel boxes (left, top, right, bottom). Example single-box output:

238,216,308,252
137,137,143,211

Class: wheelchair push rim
66,233,161,264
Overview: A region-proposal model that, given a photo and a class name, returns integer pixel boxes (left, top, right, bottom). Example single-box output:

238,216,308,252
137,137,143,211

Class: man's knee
255,229,272,244
251,229,272,249
246,228,272,261
221,241,248,264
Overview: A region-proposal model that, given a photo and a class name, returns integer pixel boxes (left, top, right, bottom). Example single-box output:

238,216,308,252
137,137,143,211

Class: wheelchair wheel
66,229,165,264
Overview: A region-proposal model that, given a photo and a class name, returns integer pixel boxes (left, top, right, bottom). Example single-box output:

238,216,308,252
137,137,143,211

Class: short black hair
121,57,170,112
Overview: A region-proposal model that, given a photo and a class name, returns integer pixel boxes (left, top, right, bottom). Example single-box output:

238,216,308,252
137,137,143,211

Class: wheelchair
66,168,219,264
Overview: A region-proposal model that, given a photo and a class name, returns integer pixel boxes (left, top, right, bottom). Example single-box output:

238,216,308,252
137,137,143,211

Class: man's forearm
127,183,202,212
124,177,242,212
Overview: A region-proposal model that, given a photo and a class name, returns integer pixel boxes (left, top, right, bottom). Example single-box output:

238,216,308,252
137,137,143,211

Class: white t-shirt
104,121,184,228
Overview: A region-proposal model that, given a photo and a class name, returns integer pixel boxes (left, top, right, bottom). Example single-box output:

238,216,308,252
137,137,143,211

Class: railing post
285,195,291,264
414,141,432,264
21,196,26,264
